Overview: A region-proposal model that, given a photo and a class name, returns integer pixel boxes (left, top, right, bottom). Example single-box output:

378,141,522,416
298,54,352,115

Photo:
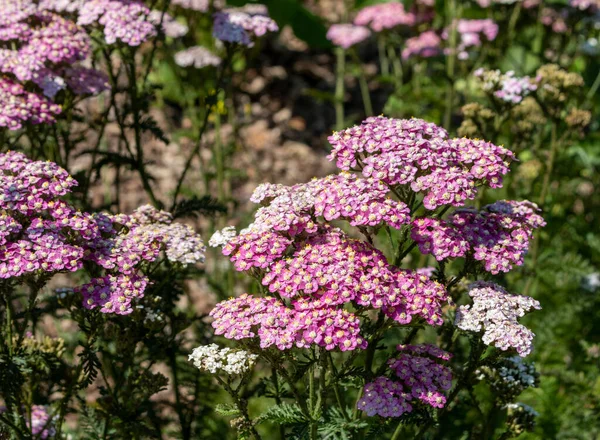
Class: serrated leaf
255,403,307,425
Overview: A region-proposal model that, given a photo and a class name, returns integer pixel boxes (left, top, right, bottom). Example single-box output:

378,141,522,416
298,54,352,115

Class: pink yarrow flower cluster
411,200,545,274
42,0,187,45
213,7,278,47
0,152,205,315
474,68,538,104
402,31,442,60
354,1,416,31
326,24,371,49
358,344,453,417
0,78,61,129
328,116,515,210
211,164,449,350
210,293,367,351
443,19,499,60
456,281,541,356
0,0,110,129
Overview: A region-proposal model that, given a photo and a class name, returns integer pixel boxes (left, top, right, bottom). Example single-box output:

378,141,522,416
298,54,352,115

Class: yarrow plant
0,151,214,438
200,116,544,439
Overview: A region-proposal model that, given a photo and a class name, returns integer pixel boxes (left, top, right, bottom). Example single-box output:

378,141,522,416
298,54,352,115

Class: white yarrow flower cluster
175,46,222,69
209,226,237,247
455,281,541,356
189,344,257,375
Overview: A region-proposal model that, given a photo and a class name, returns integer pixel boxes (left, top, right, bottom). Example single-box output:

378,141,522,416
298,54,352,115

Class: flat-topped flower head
443,19,499,60
0,78,61,129
213,7,278,47
354,1,416,31
358,344,453,416
209,293,366,351
328,116,514,209
175,46,222,69
412,200,545,273
456,281,541,356
189,344,257,375
402,31,441,60
0,152,205,314
78,274,149,315
326,24,371,49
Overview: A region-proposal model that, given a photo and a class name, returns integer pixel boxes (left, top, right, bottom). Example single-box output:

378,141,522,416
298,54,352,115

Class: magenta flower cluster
0,151,205,315
0,78,61,129
0,0,111,129
328,116,514,210
326,24,371,49
213,7,278,47
456,282,541,356
354,2,416,32
474,68,538,104
211,156,450,350
412,200,545,274
358,344,453,417
210,293,366,351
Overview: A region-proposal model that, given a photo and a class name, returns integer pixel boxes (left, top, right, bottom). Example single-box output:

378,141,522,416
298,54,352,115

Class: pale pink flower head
326,24,371,49
354,1,416,32
402,30,441,59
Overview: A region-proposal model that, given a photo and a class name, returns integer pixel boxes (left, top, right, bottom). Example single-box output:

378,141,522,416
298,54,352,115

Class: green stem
444,0,458,129
538,122,558,207
335,47,346,131
390,422,404,440
168,349,191,440
523,122,559,295
309,365,318,440
507,2,522,41
352,51,373,117
378,35,390,77
170,48,232,209
586,67,600,100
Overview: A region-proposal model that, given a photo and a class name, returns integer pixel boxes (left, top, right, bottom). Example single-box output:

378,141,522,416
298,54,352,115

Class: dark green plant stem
390,422,404,440
170,47,233,209
168,349,191,440
351,51,373,117
328,353,350,421
127,55,160,207
378,35,389,76
335,47,346,131
523,121,558,295
538,121,558,208
587,68,600,100
270,368,287,439
214,375,262,440
308,363,318,440
507,2,522,41
444,0,458,129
